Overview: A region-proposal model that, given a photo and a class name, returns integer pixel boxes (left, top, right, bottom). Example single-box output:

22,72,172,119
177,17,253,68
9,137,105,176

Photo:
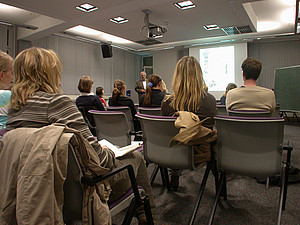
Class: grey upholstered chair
136,114,218,225
216,105,228,116
89,110,131,147
208,115,292,225
227,109,271,117
106,106,135,131
63,144,153,225
138,107,162,116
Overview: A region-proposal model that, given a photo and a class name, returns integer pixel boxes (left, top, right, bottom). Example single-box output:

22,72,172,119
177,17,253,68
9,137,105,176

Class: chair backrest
136,114,194,170
77,106,97,127
227,109,271,117
63,144,84,223
215,115,284,177
63,144,145,224
106,106,134,131
89,110,131,147
77,106,98,136
138,107,162,116
216,105,227,116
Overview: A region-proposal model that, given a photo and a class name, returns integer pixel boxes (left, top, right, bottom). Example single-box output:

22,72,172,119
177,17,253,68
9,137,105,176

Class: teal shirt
0,90,11,129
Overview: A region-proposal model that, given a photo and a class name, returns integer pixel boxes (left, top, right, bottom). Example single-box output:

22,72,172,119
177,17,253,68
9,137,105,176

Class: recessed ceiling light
174,1,196,10
110,17,129,24
152,34,163,38
203,24,219,30
76,3,98,12
257,22,281,32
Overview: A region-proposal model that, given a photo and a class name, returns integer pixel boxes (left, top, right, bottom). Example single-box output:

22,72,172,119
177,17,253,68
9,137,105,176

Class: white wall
32,34,142,102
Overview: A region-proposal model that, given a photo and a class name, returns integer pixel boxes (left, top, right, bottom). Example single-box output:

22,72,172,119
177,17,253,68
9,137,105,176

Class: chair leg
208,172,226,225
143,196,154,225
277,165,287,225
188,162,212,225
160,167,171,190
150,164,159,185
122,198,137,225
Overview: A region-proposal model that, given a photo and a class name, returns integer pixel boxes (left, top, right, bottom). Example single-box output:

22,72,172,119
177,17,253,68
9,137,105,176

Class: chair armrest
81,164,143,204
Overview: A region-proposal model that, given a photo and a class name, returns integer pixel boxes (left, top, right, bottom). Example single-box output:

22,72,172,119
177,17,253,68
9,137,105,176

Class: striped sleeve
48,95,115,169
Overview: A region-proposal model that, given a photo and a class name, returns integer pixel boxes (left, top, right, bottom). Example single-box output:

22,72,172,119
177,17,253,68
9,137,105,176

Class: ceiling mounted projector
141,9,167,39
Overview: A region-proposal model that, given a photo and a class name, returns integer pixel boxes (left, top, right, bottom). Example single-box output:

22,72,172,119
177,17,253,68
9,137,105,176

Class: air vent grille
222,25,252,35
136,38,163,46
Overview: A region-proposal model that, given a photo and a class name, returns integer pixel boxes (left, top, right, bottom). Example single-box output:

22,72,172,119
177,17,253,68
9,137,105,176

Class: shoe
170,175,179,191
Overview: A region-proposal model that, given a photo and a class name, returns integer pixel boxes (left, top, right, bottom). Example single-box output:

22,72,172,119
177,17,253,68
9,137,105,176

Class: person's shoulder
256,86,273,92
41,92,73,103
162,94,173,105
206,92,216,99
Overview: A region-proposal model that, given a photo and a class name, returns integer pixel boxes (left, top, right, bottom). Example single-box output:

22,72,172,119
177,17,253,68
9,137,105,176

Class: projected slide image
199,46,235,91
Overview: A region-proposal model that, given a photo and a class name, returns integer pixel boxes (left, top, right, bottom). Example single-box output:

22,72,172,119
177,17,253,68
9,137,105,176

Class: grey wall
153,48,188,93
0,25,7,52
32,34,142,102
248,38,300,89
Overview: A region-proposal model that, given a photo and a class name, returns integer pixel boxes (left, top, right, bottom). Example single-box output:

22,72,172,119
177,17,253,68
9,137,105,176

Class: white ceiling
0,0,297,52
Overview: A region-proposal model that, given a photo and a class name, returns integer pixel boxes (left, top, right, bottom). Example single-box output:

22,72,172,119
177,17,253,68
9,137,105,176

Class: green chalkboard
274,65,300,112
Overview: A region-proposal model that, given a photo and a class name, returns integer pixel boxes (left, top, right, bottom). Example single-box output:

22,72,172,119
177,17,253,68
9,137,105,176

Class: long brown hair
111,79,125,102
169,56,206,112
11,47,62,110
143,74,161,106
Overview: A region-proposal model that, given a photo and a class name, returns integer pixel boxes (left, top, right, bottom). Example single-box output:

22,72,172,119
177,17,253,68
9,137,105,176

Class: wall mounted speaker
101,44,113,58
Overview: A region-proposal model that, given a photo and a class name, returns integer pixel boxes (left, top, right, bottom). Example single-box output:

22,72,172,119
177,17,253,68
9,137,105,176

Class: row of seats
79,105,292,224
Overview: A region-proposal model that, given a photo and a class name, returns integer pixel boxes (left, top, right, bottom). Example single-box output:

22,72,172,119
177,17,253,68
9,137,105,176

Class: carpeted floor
112,123,300,225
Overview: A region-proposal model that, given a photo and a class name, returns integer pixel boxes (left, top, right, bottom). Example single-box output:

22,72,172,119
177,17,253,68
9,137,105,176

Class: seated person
220,83,237,105
6,47,155,224
76,76,105,135
139,74,166,107
0,51,14,130
226,57,275,113
161,56,216,191
109,79,141,132
96,86,107,107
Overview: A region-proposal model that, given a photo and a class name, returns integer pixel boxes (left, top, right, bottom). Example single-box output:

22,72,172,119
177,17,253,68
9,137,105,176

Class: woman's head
112,79,126,101
147,74,161,89
171,56,205,112
11,47,62,110
78,76,93,93
0,51,14,89
143,74,161,106
224,83,237,96
96,86,104,97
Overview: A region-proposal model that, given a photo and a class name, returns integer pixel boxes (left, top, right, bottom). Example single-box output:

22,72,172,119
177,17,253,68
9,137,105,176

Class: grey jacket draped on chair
170,111,217,164
0,124,112,225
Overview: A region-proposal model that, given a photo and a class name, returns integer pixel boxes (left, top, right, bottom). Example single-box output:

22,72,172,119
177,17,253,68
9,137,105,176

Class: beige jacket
170,111,217,164
0,124,112,225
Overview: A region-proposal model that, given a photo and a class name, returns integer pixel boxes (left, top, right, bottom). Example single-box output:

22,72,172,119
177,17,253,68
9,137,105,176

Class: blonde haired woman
7,47,155,224
161,56,216,190
0,51,14,129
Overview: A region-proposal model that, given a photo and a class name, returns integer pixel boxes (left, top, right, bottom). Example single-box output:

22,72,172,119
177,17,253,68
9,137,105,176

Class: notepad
98,139,141,158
